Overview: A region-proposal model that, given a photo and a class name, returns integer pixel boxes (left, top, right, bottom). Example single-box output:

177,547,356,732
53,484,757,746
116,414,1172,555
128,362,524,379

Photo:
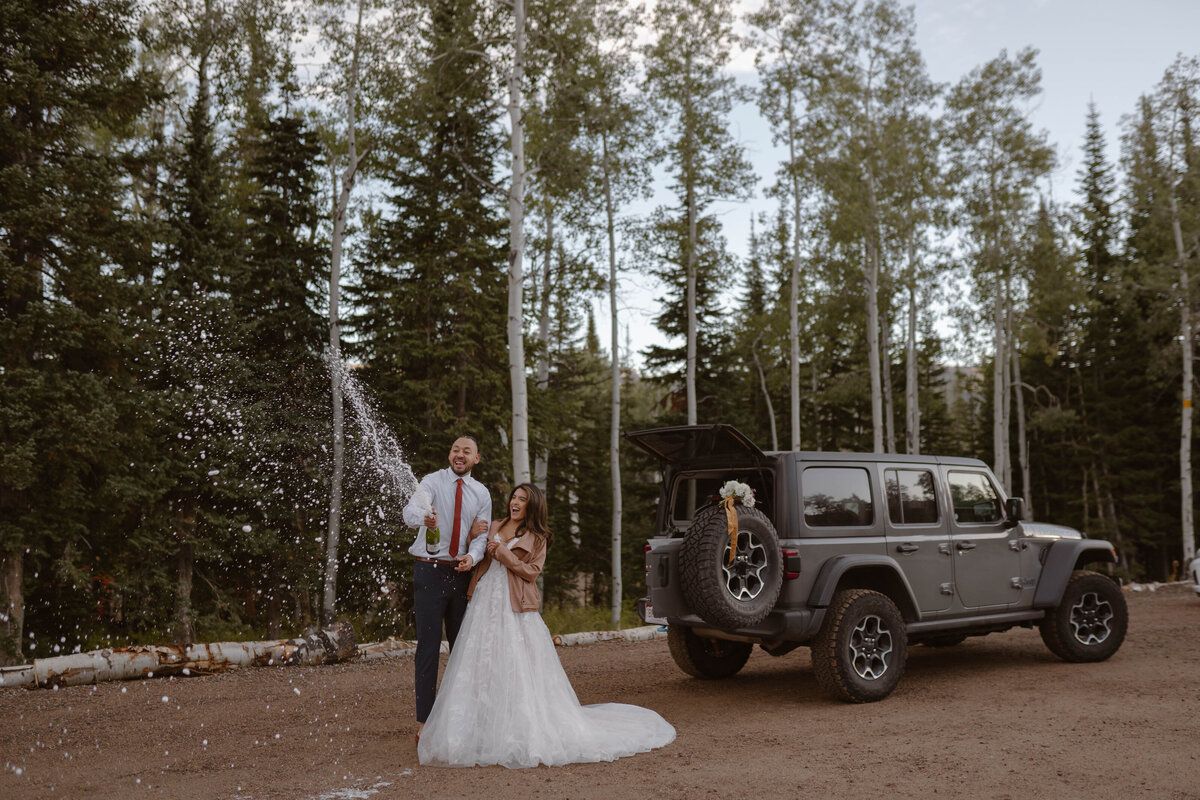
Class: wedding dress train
417,537,675,768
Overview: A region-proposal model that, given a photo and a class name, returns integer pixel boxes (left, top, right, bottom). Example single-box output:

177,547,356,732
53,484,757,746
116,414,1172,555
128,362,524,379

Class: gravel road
2,584,1198,800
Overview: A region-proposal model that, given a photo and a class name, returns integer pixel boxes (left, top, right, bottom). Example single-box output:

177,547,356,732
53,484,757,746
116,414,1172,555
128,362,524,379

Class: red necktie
449,478,463,557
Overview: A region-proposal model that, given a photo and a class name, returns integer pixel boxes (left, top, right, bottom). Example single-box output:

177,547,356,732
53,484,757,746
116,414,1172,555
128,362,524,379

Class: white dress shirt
403,467,491,566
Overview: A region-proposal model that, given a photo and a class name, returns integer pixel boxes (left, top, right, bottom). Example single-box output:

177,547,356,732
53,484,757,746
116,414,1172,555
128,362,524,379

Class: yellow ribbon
723,495,738,565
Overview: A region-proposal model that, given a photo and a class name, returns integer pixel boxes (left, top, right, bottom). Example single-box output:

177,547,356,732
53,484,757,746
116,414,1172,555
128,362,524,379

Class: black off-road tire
1039,570,1128,662
678,504,783,629
667,626,753,679
811,589,908,703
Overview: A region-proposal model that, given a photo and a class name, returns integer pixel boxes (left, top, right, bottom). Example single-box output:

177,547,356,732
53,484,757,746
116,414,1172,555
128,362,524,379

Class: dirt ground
2,584,1199,800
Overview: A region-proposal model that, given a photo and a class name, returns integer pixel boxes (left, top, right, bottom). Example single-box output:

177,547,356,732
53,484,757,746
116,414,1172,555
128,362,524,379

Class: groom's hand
453,554,475,572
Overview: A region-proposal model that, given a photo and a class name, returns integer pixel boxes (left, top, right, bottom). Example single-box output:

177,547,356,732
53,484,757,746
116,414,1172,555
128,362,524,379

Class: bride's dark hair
506,483,553,548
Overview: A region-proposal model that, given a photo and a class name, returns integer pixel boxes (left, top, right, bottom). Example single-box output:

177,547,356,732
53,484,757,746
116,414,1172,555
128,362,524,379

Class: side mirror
1005,497,1026,527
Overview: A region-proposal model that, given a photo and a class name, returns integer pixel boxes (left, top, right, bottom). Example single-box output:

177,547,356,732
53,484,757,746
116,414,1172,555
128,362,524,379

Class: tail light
783,549,800,580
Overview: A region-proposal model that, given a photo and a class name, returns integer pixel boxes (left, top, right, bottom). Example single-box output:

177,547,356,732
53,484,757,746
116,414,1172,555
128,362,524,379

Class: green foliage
540,600,643,637
8,0,1200,668
349,0,508,480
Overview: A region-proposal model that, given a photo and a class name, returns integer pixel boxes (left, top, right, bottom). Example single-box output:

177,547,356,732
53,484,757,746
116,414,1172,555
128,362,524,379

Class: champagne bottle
425,524,440,555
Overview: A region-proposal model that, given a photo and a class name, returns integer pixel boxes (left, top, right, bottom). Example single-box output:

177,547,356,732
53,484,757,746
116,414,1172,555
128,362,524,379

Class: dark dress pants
413,559,471,723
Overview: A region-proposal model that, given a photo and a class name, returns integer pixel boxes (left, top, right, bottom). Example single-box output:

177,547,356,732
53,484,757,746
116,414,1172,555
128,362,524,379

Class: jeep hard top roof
625,424,989,470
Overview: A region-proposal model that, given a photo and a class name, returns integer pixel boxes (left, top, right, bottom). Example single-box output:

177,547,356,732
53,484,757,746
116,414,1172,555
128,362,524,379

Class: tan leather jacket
467,527,548,613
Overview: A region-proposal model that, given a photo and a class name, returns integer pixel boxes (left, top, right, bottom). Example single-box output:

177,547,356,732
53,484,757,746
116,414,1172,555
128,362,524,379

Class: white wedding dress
417,535,676,768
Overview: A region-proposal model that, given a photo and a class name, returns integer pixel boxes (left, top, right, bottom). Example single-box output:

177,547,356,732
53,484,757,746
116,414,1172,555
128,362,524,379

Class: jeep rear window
947,471,1003,523
885,468,939,525
802,467,874,527
671,473,771,525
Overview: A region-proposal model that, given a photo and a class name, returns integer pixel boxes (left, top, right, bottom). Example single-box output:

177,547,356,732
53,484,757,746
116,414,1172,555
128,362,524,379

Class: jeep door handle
956,541,977,551
896,543,919,553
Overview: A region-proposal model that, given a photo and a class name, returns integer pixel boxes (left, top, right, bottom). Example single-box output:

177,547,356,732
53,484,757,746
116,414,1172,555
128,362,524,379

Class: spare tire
678,504,783,628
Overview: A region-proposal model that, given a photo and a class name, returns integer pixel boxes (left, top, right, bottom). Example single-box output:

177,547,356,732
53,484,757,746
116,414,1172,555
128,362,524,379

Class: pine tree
230,109,328,637
0,0,159,663
349,0,508,481
643,0,754,426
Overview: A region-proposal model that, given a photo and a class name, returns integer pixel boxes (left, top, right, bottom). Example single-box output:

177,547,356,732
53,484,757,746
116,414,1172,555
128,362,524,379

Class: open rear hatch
624,424,767,467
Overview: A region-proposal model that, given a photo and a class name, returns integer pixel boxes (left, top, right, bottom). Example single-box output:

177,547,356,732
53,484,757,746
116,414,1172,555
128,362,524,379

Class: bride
416,482,675,768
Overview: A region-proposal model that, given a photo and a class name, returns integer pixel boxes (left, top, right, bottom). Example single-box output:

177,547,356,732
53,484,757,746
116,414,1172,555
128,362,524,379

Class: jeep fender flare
806,554,921,620
1032,540,1120,609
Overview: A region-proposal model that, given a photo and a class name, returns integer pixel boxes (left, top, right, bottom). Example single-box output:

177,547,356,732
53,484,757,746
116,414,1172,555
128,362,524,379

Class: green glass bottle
425,525,440,555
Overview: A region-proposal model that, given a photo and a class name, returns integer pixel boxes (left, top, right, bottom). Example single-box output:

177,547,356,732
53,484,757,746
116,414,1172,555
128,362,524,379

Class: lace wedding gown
417,535,676,768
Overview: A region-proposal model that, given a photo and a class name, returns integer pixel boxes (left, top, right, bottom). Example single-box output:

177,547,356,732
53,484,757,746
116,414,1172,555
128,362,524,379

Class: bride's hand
469,518,489,540
485,539,499,557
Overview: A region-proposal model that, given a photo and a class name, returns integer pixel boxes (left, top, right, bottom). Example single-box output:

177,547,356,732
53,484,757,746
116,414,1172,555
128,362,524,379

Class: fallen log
551,624,666,647
0,620,356,690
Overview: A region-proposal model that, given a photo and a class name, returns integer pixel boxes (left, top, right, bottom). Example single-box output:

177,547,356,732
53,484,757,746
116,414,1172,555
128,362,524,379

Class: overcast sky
603,0,1200,368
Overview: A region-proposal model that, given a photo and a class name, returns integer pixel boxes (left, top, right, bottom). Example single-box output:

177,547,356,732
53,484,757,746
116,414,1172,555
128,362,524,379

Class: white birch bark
865,237,883,453
533,206,552,491
686,185,698,426
684,51,698,428
323,0,367,626
1002,275,1014,491
1012,342,1031,515
1172,191,1195,563
905,280,919,455
863,160,884,452
788,90,802,451
507,0,531,484
992,277,1007,486
752,335,779,450
882,304,895,453
1,551,23,666
602,135,623,630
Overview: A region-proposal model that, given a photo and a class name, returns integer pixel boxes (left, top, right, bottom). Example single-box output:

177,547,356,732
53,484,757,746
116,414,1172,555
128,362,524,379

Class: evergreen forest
3,0,1199,666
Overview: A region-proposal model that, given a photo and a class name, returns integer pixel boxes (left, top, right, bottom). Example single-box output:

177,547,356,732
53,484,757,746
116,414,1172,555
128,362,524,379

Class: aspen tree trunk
323,0,366,626
863,167,884,453
992,278,1007,487
1092,466,1130,572
685,195,698,426
1172,192,1195,563
174,535,195,646
882,305,895,453
812,358,820,449
1101,463,1129,572
534,206,552,491
1082,465,1090,532
752,335,779,451
865,238,883,453
507,0,531,484
602,135,622,630
905,281,919,455
1,549,23,666
1012,343,1031,514
788,90,802,450
1002,277,1014,491
684,53,698,427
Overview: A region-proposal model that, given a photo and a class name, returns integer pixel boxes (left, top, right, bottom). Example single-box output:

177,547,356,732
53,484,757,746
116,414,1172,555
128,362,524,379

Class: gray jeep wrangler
629,424,1128,703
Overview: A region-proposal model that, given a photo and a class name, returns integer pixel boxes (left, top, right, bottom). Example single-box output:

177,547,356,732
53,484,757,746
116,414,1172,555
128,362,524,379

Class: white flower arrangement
718,480,756,508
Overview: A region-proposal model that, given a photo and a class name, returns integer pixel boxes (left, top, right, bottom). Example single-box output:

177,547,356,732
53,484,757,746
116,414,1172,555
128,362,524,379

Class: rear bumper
638,597,821,644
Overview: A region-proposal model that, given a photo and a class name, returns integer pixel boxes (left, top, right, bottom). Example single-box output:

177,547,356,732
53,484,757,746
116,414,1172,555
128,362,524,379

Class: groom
402,435,491,740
